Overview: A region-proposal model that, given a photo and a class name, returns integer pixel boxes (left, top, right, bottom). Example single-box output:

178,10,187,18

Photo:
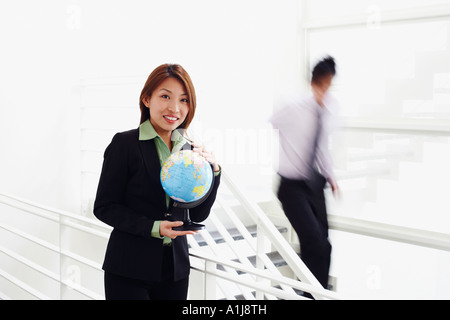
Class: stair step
244,251,288,268
191,224,288,247
221,285,307,300
216,251,295,275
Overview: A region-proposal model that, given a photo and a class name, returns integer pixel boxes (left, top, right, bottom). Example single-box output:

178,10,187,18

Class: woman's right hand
159,220,198,239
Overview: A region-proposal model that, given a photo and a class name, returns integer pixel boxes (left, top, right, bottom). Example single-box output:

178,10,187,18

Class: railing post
256,225,270,299
204,260,217,300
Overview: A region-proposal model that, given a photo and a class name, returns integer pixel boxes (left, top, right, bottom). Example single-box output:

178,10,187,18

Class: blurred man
270,56,340,295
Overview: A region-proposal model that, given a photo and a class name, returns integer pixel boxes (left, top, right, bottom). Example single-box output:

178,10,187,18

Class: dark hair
311,56,336,84
139,64,196,129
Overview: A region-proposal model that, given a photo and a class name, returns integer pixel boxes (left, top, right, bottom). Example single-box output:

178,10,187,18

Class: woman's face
143,77,190,137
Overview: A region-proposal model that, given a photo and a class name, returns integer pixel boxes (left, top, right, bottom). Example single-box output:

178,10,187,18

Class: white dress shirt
269,92,338,183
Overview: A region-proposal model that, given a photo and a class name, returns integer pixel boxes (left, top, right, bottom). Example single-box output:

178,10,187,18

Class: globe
160,150,214,207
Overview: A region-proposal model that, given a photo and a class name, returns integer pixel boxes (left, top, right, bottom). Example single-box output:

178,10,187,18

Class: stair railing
185,170,339,300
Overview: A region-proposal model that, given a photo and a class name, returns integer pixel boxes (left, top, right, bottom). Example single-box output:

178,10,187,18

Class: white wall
0,1,82,213
0,0,300,213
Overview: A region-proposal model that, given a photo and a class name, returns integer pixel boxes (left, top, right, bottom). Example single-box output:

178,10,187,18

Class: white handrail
0,245,59,282
0,269,52,300
328,215,450,252
0,193,111,231
0,222,60,253
340,117,450,136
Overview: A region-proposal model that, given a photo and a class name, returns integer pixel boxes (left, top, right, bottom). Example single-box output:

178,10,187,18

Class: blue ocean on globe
160,150,213,203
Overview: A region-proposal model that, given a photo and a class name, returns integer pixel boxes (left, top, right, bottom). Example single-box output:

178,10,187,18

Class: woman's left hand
192,142,220,172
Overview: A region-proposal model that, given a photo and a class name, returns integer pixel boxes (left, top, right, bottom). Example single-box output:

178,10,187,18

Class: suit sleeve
93,133,154,239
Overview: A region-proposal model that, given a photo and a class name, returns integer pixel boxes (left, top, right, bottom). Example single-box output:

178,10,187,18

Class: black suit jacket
94,128,220,282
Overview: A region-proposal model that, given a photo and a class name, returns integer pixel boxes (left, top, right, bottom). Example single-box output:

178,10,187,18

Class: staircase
185,171,338,300
194,228,307,300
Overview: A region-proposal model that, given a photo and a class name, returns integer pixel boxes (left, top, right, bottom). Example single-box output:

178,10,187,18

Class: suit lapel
138,139,167,209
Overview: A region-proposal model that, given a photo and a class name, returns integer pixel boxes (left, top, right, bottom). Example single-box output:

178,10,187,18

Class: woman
94,64,221,300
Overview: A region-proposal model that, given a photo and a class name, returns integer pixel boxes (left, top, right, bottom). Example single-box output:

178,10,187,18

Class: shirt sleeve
151,221,164,239
316,106,338,184
151,220,173,246
213,165,222,176
316,134,336,183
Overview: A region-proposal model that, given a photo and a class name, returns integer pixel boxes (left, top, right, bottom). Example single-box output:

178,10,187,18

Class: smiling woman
142,77,190,148
139,64,196,131
93,63,221,300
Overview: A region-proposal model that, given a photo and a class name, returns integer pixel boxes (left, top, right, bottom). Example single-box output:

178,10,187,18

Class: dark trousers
104,246,189,300
277,176,332,289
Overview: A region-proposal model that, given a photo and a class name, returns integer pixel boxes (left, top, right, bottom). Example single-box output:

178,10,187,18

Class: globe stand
173,208,205,231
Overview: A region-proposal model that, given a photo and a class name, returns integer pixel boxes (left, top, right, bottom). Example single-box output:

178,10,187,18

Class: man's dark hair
311,56,336,84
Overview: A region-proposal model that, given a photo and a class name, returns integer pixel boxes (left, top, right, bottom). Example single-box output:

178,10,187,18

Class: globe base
172,208,205,231
173,221,205,231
